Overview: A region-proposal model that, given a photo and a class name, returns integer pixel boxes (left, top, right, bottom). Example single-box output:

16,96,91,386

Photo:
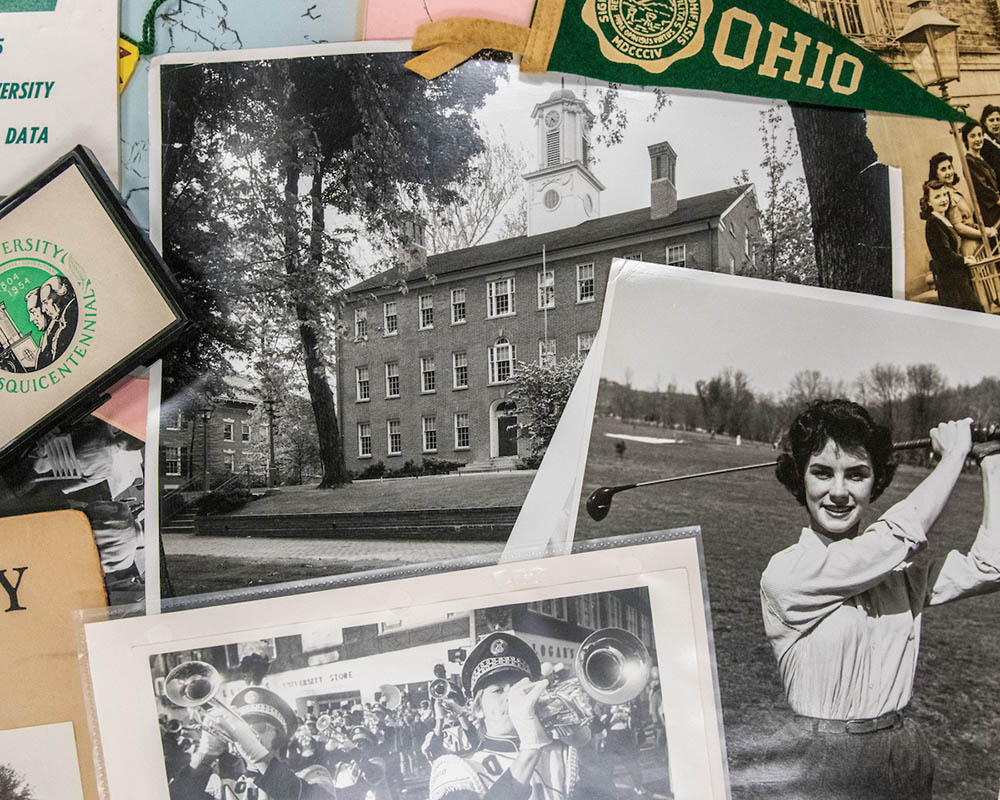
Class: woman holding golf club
755,399,1000,799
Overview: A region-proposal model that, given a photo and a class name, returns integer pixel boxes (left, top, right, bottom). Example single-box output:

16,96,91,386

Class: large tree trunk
305,157,347,487
790,104,892,296
280,152,347,489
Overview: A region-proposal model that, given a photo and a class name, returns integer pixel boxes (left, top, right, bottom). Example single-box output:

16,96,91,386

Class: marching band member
168,686,335,800
428,632,615,800
322,725,394,800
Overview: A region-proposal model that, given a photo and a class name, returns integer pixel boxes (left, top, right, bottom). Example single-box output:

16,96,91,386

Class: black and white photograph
565,263,1000,798
150,41,892,598
0,375,153,606
152,589,669,800
83,538,727,798
0,722,86,800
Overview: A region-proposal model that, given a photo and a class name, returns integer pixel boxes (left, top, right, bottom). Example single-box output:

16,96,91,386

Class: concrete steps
194,506,521,541
457,456,521,474
162,511,196,535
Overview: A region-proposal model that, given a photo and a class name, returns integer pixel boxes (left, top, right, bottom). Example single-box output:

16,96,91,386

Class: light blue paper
121,0,362,229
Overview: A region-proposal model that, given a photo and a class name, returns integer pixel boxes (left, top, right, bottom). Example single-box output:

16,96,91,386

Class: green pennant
541,0,965,121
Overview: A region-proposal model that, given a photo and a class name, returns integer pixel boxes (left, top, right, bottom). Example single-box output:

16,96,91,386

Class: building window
354,308,368,339
165,410,183,430
487,277,515,318
163,446,182,477
488,337,515,384
422,416,437,453
387,419,402,455
385,362,400,399
241,422,251,443
543,189,560,210
666,244,686,268
383,301,398,336
576,263,595,303
454,412,470,450
577,332,595,358
419,294,434,329
222,421,234,442
453,352,468,389
451,288,467,324
539,339,557,367
729,254,736,273
578,594,599,630
421,356,436,393
815,0,865,36
356,366,370,402
358,422,372,458
528,598,568,620
545,128,560,167
223,451,236,473
623,251,642,260
744,226,751,257
537,270,554,309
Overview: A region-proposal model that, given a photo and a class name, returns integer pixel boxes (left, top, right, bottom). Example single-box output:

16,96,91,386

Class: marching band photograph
149,588,671,799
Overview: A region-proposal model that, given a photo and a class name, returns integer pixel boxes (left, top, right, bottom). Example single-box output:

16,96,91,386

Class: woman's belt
793,709,905,735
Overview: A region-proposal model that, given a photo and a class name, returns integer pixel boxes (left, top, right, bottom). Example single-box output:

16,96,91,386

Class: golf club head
586,487,616,521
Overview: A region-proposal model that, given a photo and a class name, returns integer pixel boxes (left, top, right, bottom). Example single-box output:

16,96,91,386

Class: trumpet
163,661,268,763
537,627,651,740
316,714,352,748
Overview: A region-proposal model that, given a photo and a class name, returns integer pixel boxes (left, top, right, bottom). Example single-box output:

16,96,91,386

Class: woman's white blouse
760,502,1000,720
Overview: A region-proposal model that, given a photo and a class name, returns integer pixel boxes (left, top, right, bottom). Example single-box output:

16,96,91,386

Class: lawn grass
164,555,407,596
577,416,1000,799
230,472,535,516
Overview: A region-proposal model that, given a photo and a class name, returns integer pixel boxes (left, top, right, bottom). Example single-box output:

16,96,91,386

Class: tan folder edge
0,510,108,800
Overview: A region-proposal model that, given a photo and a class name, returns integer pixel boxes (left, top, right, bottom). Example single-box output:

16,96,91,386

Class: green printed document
0,0,117,192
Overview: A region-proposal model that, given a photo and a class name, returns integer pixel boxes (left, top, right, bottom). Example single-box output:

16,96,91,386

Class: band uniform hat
462,632,540,697
350,725,378,747
231,686,299,744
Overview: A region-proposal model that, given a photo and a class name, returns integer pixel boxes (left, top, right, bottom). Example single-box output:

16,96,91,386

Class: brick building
159,376,263,492
337,88,761,469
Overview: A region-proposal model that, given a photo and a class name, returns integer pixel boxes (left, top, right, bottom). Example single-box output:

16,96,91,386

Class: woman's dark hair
919,179,951,219
927,152,958,185
776,399,896,505
961,121,983,149
980,104,1000,129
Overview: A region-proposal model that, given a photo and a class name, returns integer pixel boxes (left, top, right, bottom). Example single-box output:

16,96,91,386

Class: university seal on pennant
581,0,713,74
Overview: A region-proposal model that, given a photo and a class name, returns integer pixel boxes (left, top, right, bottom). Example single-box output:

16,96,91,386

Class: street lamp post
200,405,214,491
263,398,278,489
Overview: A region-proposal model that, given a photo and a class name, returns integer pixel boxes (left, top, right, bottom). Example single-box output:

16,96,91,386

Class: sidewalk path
162,533,505,563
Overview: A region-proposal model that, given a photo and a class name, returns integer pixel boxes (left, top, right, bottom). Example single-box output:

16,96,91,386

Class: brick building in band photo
337,88,762,469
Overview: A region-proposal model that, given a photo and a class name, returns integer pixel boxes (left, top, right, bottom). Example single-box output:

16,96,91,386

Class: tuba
538,627,651,740
163,661,269,763
378,683,402,710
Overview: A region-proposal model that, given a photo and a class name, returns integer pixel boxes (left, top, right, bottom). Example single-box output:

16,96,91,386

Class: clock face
544,110,560,128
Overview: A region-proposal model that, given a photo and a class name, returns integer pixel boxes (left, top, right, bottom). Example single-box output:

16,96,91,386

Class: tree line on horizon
597,365,1000,447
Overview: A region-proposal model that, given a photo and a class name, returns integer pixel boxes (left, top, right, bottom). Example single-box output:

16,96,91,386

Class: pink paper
364,0,534,39
92,375,150,441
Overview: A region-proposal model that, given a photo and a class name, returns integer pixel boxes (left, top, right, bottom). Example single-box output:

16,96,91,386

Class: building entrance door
497,411,518,457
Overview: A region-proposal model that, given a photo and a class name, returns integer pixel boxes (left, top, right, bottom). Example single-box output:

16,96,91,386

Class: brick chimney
394,211,428,274
648,142,677,220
